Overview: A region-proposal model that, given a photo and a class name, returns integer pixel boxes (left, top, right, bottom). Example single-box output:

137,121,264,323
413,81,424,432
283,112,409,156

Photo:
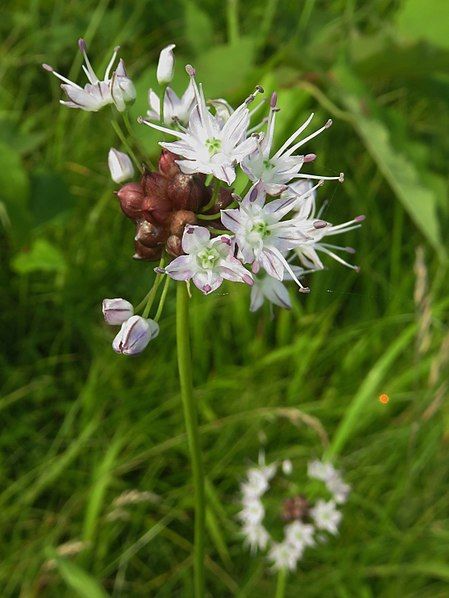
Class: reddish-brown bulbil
116,150,211,261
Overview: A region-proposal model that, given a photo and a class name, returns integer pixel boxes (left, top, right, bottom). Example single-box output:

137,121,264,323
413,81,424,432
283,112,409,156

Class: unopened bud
135,220,166,247
169,210,197,237
158,149,180,177
117,182,145,220
157,44,176,85
133,240,164,261
167,173,208,212
108,148,135,184
102,298,134,325
166,234,183,257
112,315,159,356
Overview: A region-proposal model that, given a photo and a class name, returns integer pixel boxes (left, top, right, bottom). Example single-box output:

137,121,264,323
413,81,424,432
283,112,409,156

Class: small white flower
284,521,315,550
102,298,134,325
244,468,270,497
268,541,302,571
310,500,341,535
326,475,351,505
307,459,338,483
140,66,260,184
242,94,342,194
238,497,265,525
147,81,196,126
108,148,134,183
156,43,176,84
112,315,159,356
164,225,253,295
222,182,320,292
241,522,270,553
282,460,293,475
43,39,135,112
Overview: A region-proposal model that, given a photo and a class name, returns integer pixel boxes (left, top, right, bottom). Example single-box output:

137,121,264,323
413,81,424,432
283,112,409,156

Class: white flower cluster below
239,455,350,572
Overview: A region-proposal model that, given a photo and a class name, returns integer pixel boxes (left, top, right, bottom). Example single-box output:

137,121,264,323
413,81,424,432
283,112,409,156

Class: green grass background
1,0,449,595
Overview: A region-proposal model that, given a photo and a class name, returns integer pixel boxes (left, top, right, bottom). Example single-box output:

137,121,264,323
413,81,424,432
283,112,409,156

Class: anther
78,38,87,52
313,220,328,229
154,267,165,274
42,63,54,72
338,172,345,183
185,64,196,77
255,85,264,94
304,153,316,163
270,92,278,108
325,119,333,128
231,192,242,202
345,247,356,254
355,215,366,222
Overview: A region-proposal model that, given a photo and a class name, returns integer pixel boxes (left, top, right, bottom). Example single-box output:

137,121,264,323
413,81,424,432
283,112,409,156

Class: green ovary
197,248,219,269
205,137,222,156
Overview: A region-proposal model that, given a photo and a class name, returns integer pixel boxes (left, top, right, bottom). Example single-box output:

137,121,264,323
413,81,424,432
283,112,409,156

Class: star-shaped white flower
43,39,135,112
242,93,343,194
268,541,302,571
147,80,196,126
140,66,259,184
164,225,253,295
310,500,342,535
285,521,315,551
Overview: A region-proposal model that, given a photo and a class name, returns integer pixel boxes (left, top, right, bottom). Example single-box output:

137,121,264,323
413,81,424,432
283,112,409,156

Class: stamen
185,64,196,77
321,243,356,254
104,46,120,81
272,113,314,160
269,246,310,292
283,118,333,157
42,64,82,89
270,92,278,108
304,153,316,163
137,116,186,139
293,173,342,182
355,215,366,222
318,246,359,270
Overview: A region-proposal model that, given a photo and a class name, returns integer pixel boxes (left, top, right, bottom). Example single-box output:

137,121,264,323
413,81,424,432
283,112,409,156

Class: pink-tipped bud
355,215,366,222
102,298,134,325
303,153,316,163
112,315,159,356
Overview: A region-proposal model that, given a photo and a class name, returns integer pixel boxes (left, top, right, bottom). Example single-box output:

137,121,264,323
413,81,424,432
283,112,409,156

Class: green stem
275,568,287,598
141,257,165,318
201,179,222,213
176,283,206,598
111,119,141,172
227,0,239,45
154,275,171,322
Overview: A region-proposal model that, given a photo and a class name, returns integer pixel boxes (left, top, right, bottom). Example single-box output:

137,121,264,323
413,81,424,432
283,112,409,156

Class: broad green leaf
49,553,109,598
0,141,31,244
333,66,445,256
184,1,214,56
12,238,66,275
396,0,449,49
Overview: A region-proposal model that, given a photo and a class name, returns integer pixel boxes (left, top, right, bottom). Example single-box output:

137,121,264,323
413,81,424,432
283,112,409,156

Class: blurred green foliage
1,0,449,595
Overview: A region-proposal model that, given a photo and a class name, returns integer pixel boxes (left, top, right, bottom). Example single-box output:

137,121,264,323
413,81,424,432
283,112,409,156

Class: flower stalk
176,283,206,597
275,569,287,598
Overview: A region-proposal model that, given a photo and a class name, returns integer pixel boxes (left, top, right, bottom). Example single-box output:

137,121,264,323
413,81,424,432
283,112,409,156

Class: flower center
197,247,219,269
251,221,270,238
205,137,222,156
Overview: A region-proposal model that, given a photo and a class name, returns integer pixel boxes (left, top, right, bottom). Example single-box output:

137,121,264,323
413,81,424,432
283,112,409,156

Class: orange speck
379,393,389,405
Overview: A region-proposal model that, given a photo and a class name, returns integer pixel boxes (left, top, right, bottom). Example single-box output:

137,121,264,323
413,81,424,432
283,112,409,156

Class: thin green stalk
141,256,165,318
154,275,171,322
201,179,222,213
226,0,239,45
275,568,287,598
111,119,141,172
176,283,205,598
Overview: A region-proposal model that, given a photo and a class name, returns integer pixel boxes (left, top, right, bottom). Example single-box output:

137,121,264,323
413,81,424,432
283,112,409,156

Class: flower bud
157,44,176,85
112,315,159,355
169,210,197,237
166,234,183,257
133,240,163,261
158,150,180,177
108,148,134,184
117,182,145,220
166,173,208,212
135,220,167,247
102,298,134,325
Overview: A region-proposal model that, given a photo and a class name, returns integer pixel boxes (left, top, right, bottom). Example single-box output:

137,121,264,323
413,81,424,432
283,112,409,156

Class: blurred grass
1,0,449,595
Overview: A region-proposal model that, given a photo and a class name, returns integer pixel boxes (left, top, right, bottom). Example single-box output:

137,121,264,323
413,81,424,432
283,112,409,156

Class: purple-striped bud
102,298,134,325
112,315,159,355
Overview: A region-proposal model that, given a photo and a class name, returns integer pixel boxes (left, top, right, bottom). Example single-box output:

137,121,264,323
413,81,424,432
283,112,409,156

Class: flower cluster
43,41,364,353
238,455,350,572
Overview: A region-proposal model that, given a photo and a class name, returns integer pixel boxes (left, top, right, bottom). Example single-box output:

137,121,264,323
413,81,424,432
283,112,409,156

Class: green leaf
184,1,214,56
396,0,449,49
0,141,31,245
333,66,445,256
49,552,109,598
11,239,66,275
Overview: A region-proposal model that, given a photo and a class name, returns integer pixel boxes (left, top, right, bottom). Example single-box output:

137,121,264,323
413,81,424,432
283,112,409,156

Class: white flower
268,541,302,571
140,66,260,184
326,475,351,505
147,81,196,126
307,459,338,483
102,298,134,324
242,94,342,194
282,460,293,475
164,225,253,295
157,43,175,84
310,500,341,535
112,315,159,355
241,523,270,553
238,497,265,525
221,182,321,292
250,275,291,312
108,148,134,183
243,468,270,497
43,39,135,112
284,521,315,550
